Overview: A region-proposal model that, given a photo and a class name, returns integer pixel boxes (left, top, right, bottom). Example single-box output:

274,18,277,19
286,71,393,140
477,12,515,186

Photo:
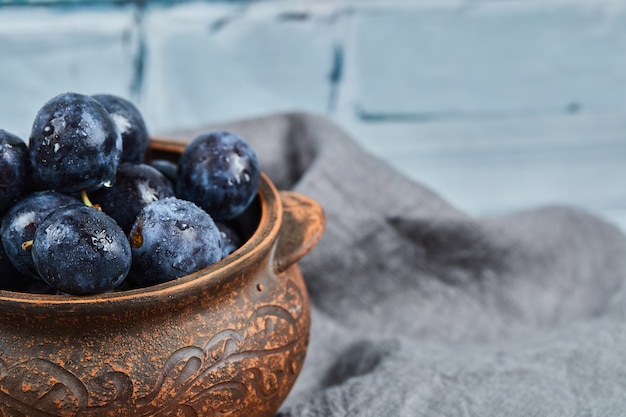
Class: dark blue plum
0,237,30,290
90,162,175,233
149,159,178,184
92,94,149,163
20,279,60,294
28,92,122,193
216,221,242,259
31,204,132,295
175,131,261,221
1,190,80,279
0,130,30,214
129,197,222,286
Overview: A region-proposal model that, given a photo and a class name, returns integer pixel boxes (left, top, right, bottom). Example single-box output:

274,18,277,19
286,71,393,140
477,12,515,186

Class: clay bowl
0,137,325,416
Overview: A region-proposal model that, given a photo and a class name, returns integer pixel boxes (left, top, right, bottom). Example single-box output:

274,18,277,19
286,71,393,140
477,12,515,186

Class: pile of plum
0,92,261,295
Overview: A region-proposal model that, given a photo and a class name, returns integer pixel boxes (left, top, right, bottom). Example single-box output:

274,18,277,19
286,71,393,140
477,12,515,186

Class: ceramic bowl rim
0,172,282,314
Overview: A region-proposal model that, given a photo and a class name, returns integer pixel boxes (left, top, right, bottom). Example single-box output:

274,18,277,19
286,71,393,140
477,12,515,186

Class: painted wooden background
1,0,625,230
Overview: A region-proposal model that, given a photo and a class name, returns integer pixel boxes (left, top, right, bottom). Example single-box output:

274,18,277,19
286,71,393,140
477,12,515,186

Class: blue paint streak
327,43,343,113
130,4,147,100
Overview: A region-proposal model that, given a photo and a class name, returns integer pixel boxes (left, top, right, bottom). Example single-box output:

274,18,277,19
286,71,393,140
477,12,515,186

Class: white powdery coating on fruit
226,152,248,185
137,180,159,205
179,224,197,241
90,229,118,252
49,116,66,136
42,223,70,249
79,109,106,145
42,117,66,147
111,113,131,135
12,211,36,232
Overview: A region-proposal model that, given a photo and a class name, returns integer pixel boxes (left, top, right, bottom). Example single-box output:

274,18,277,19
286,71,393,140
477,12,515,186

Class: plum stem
81,190,101,210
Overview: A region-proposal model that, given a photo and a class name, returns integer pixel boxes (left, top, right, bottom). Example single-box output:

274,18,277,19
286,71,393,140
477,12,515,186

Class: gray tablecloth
177,112,626,416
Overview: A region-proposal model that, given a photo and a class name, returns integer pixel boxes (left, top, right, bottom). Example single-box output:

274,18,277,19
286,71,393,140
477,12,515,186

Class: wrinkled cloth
172,112,626,416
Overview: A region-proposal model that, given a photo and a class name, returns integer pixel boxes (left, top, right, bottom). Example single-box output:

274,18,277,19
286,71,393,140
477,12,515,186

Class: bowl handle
273,191,326,274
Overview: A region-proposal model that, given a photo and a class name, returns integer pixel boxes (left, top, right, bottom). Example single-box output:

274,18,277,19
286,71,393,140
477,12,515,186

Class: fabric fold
170,112,626,416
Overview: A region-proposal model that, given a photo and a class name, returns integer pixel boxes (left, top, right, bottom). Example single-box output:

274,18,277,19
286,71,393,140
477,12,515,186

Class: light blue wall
1,0,626,229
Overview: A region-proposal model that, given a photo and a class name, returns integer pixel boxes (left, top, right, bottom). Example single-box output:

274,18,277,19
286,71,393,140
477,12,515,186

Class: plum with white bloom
175,131,260,221
31,204,132,295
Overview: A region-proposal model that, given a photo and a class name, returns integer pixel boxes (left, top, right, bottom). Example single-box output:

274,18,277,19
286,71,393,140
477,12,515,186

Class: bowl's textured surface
0,138,325,417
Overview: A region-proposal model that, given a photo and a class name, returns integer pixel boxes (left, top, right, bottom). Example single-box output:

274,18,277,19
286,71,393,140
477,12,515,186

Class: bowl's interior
148,140,262,244
0,141,282,314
